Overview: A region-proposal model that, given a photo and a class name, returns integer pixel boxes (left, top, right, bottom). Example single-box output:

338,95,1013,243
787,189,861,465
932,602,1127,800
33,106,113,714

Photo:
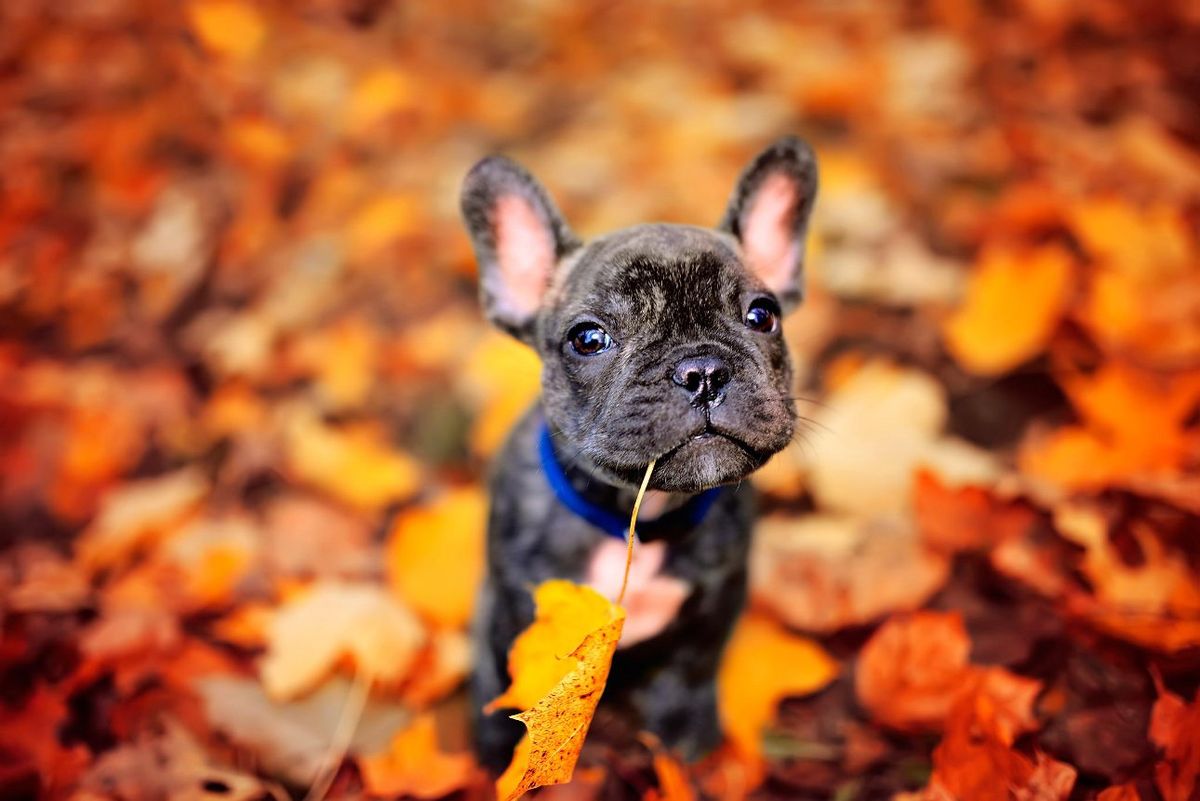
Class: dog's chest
585,536,690,647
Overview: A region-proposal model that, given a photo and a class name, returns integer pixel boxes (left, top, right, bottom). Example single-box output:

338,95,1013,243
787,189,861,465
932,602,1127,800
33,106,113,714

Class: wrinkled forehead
556,224,751,317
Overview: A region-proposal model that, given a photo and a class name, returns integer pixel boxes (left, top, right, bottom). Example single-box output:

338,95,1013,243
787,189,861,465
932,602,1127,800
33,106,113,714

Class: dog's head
461,137,818,493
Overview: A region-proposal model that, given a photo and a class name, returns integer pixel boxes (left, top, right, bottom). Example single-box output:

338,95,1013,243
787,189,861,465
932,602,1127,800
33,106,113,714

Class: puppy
460,137,818,772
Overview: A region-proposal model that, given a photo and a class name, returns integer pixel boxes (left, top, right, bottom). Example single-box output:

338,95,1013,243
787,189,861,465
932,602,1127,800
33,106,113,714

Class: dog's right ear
461,156,580,342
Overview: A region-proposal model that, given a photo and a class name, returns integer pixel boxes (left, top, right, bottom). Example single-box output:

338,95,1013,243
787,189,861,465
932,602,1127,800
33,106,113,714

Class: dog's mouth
591,421,772,493
657,424,755,463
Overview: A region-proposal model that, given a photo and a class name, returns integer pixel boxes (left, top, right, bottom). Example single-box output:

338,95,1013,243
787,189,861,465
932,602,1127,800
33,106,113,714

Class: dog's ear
461,156,580,341
719,136,819,312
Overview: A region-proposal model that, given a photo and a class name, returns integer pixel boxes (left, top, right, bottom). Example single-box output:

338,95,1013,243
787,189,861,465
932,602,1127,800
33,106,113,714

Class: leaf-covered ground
2,1,1199,800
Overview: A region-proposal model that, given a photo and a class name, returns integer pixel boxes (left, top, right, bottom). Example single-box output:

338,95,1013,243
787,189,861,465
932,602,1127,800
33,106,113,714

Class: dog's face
461,138,818,493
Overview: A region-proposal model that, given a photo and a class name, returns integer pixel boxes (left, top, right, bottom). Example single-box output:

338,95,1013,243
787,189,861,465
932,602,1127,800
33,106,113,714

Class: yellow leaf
187,0,265,60
461,332,541,457
359,713,477,799
285,410,420,510
943,245,1073,376
260,581,425,700
487,580,615,713
717,612,838,761
495,582,625,801
347,195,419,258
386,487,486,629
347,68,416,131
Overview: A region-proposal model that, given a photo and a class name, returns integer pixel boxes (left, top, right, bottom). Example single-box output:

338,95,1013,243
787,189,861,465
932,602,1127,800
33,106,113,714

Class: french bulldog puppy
461,137,818,772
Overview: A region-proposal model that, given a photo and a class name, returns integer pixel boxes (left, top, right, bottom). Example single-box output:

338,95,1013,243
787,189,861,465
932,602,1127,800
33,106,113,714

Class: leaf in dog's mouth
493,460,656,801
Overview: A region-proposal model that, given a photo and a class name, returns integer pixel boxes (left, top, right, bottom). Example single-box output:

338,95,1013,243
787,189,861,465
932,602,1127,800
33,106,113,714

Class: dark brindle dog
460,137,819,771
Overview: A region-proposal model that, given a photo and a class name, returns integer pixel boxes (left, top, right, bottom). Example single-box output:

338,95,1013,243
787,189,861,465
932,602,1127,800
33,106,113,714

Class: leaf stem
617,459,656,606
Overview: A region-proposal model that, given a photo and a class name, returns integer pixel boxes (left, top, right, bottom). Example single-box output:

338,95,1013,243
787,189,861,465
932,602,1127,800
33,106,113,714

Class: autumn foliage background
2,1,1200,799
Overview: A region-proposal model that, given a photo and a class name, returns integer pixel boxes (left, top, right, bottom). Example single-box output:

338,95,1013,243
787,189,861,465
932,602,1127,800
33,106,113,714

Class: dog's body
461,139,818,772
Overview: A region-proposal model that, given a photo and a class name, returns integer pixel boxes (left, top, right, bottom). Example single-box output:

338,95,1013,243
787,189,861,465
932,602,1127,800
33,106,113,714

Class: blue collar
537,421,725,541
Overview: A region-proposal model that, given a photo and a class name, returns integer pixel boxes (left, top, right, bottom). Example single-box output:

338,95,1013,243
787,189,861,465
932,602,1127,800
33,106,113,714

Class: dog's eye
744,299,780,333
568,323,614,356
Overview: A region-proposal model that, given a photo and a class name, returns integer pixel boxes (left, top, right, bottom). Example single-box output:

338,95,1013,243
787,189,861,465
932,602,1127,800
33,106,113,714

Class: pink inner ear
741,172,800,293
494,194,555,317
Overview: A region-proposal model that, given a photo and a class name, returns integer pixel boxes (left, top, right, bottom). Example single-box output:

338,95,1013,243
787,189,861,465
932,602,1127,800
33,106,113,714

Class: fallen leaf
359,713,477,799
284,410,421,510
1019,363,1200,491
198,675,410,787
1149,680,1200,801
386,487,486,630
187,0,266,60
717,612,837,764
913,469,1036,554
260,581,426,699
801,360,996,515
943,244,1074,376
750,514,949,632
855,611,1041,737
75,718,270,801
76,468,208,572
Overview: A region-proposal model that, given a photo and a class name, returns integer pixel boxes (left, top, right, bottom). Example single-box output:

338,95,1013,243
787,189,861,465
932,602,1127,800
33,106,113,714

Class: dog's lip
656,425,756,463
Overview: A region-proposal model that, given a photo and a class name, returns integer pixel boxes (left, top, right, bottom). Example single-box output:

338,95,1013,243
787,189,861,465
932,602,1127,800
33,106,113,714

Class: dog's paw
586,538,690,647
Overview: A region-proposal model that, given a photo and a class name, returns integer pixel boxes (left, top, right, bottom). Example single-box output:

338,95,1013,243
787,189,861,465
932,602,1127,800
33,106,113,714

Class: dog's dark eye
568,323,614,356
744,299,780,333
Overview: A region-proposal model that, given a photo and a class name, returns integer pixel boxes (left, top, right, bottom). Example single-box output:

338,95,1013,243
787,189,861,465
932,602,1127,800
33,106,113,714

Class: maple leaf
717,612,838,763
1149,679,1200,801
942,244,1074,376
494,580,626,801
386,487,486,630
359,713,477,799
260,581,426,700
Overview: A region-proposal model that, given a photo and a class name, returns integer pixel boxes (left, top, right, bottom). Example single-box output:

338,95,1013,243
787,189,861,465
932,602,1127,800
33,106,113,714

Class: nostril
672,356,732,402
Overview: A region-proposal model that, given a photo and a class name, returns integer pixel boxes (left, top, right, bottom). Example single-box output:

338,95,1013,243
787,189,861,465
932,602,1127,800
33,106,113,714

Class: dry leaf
855,611,1041,737
493,580,625,801
1149,680,1200,801
186,0,266,60
386,487,486,629
913,469,1036,554
750,514,949,632
284,410,421,510
359,713,477,799
487,580,617,713
260,581,426,699
943,244,1074,376
717,612,838,761
77,468,208,572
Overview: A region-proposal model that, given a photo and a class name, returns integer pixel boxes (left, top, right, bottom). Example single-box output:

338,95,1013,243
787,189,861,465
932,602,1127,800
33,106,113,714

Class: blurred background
2,1,1199,799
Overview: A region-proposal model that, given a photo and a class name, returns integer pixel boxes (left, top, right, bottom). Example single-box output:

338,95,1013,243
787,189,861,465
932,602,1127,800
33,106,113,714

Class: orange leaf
855,611,972,731
717,612,838,762
913,469,1036,554
855,611,1041,737
186,0,265,60
494,580,625,801
1149,681,1200,801
1020,362,1200,490
386,487,486,630
359,714,477,799
943,245,1073,376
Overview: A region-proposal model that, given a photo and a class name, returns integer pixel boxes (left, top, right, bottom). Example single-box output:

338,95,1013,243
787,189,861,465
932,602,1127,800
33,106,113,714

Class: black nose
672,356,732,406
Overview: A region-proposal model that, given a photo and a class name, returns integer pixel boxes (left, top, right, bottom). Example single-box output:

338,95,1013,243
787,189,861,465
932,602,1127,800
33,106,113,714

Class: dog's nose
672,356,731,405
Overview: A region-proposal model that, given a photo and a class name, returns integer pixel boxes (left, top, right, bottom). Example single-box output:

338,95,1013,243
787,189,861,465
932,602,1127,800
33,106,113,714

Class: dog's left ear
461,155,580,342
719,136,819,312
